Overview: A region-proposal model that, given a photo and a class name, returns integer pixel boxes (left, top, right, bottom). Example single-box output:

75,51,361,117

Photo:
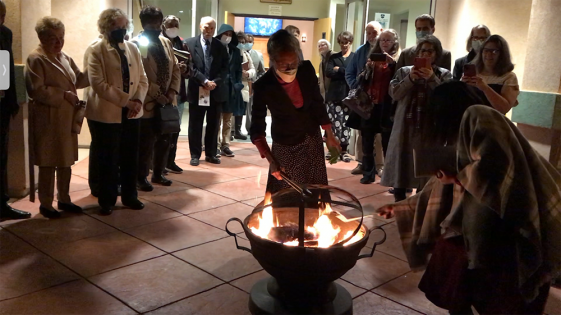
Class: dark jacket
325,51,354,102
396,46,452,71
166,35,190,103
0,25,18,116
345,42,372,89
452,49,476,81
183,34,229,104
215,24,243,114
250,61,330,146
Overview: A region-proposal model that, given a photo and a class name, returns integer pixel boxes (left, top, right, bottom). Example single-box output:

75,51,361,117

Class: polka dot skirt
266,130,328,194
326,101,351,147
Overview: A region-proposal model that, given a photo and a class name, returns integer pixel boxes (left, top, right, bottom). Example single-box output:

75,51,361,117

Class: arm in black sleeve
308,65,331,126
452,58,463,81
325,55,345,79
250,82,268,141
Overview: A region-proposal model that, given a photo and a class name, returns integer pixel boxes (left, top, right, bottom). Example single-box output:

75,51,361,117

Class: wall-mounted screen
244,17,282,36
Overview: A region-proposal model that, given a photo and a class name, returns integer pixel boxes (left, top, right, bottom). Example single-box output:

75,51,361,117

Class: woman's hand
166,89,177,104
409,67,420,80
178,61,188,74
384,52,395,63
334,66,340,72
417,67,434,80
376,204,394,219
325,130,341,153
126,100,141,118
64,91,80,106
242,70,249,78
366,60,375,69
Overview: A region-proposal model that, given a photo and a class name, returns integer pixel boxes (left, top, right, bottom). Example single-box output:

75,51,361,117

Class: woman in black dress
250,30,340,194
325,31,354,162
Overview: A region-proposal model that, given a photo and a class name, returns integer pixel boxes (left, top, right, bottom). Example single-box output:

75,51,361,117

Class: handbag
71,101,87,134
154,103,180,135
342,84,374,120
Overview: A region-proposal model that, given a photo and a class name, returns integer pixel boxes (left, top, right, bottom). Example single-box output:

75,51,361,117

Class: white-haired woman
317,39,331,101
85,8,148,215
25,16,89,218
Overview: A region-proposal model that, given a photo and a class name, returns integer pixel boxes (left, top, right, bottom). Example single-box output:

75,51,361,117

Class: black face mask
110,28,126,43
143,29,161,39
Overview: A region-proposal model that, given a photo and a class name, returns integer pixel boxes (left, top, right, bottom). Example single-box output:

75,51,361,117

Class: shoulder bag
154,103,181,135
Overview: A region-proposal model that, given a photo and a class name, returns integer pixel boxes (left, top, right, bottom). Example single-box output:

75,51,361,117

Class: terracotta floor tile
67,175,90,193
66,189,99,210
174,237,261,281
241,197,265,208
70,158,90,179
0,230,79,300
89,255,223,313
352,292,422,315
231,154,271,167
213,163,270,180
5,214,117,253
327,167,356,181
330,177,388,199
141,188,237,214
230,270,270,293
372,271,448,315
125,216,227,252
546,286,561,315
365,224,407,262
165,168,241,188
231,149,261,156
137,180,195,197
0,280,136,315
341,251,410,290
335,279,367,298
199,156,249,169
229,142,258,150
203,178,266,201
189,202,254,233
146,284,250,315
86,200,182,230
48,231,165,277
326,160,360,171
1,197,41,227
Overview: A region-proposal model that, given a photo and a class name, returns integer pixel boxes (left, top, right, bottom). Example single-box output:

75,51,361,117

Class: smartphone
369,53,386,62
463,64,476,77
414,57,431,69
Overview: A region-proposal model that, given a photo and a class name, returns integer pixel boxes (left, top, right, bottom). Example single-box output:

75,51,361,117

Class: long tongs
279,171,313,197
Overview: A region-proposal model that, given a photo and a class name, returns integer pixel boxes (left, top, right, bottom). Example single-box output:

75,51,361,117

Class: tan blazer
85,38,148,123
25,46,89,167
131,35,181,118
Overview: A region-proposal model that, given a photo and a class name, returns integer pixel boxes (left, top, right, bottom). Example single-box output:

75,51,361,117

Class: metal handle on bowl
357,226,386,260
225,218,252,254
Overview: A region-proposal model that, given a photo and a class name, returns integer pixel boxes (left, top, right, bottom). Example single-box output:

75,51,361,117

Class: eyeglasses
276,62,299,71
420,49,435,54
482,48,500,55
379,39,395,43
471,36,487,41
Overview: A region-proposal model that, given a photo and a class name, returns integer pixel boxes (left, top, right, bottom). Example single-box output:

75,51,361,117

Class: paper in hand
198,86,210,106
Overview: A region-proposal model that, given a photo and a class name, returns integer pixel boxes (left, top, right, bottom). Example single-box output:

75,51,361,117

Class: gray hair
366,21,383,32
267,29,302,67
465,24,491,52
317,39,331,50
35,16,65,39
97,8,129,36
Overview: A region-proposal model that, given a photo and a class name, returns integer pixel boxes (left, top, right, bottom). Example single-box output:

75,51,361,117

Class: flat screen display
244,17,282,36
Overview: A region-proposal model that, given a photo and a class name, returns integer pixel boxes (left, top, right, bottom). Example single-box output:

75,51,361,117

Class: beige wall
4,0,23,63
282,19,315,61
436,0,532,79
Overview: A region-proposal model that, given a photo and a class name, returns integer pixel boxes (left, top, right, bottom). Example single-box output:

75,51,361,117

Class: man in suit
0,0,31,220
395,14,452,71
184,16,229,166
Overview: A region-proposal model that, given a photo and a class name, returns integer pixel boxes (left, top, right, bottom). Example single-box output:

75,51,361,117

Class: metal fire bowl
226,208,386,291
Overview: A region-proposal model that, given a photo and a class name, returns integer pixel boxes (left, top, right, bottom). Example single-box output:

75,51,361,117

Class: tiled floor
1,140,560,315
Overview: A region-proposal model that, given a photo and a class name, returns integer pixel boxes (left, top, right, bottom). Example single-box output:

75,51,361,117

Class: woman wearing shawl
378,81,561,314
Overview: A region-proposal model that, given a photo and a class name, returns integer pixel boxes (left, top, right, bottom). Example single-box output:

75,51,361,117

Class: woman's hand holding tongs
253,136,285,180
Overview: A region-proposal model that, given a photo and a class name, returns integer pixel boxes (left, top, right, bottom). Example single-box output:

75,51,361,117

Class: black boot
360,155,375,184
360,168,376,184
234,116,248,140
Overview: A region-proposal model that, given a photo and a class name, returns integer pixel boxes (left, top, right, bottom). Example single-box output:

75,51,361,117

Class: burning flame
250,202,362,248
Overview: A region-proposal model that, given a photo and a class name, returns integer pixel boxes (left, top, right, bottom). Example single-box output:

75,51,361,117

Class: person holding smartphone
381,35,452,202
452,25,490,81
461,35,519,114
347,29,401,184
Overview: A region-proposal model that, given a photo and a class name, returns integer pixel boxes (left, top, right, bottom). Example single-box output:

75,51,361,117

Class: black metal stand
248,277,353,315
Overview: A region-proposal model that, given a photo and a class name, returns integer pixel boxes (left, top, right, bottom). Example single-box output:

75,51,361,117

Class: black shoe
122,199,144,210
205,156,221,164
137,178,154,191
351,163,363,175
221,147,235,157
234,132,248,140
389,188,412,194
216,148,222,158
0,205,31,220
40,206,61,219
190,158,200,166
100,205,113,215
152,175,172,186
360,176,375,184
166,163,183,174
57,202,83,213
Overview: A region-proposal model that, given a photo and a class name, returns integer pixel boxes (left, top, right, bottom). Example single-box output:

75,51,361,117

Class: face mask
110,28,126,43
165,27,179,39
247,43,254,50
416,30,431,40
471,39,483,52
143,29,161,39
220,35,232,45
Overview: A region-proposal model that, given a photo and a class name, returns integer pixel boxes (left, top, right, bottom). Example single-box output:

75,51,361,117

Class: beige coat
25,47,89,167
85,38,148,123
131,35,181,118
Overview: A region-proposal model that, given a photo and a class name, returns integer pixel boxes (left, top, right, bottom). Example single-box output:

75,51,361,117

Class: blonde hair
97,8,129,36
35,16,65,39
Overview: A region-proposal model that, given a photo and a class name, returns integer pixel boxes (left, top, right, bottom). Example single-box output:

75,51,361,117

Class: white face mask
471,39,484,52
220,35,232,45
165,27,179,39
